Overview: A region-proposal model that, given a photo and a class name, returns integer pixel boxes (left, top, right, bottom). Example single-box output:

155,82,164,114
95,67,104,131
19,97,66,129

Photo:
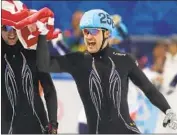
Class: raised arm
36,35,75,73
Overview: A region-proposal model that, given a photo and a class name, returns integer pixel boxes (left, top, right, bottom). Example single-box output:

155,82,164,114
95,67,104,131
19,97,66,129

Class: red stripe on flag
2,9,29,23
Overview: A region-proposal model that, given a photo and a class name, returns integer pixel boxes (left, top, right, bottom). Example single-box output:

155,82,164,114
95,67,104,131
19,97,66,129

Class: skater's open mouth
87,41,96,47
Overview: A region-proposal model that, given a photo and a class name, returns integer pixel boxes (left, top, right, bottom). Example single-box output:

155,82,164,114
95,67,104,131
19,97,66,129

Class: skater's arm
38,71,58,123
36,35,82,73
127,55,171,114
36,35,71,73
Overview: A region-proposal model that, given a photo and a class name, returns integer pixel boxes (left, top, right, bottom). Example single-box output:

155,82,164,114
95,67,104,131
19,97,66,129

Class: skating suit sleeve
36,35,84,73
127,55,171,114
38,71,57,123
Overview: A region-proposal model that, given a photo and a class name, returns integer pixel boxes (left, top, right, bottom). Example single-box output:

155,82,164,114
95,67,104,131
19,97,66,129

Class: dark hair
2,25,7,31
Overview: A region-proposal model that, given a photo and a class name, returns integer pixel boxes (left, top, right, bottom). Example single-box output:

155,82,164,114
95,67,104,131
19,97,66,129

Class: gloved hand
163,109,177,130
44,121,58,134
36,20,49,35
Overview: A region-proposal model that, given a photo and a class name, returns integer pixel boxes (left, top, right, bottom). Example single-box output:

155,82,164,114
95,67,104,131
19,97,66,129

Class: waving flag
2,0,61,49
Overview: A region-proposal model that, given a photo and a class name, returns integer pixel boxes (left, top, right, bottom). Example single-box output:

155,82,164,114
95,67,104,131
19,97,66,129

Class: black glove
44,121,58,134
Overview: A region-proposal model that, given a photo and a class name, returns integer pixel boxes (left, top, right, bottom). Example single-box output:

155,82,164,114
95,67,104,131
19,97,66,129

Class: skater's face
83,28,110,53
2,25,18,46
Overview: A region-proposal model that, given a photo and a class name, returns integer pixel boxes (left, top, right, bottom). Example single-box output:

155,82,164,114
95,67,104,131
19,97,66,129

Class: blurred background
22,0,177,133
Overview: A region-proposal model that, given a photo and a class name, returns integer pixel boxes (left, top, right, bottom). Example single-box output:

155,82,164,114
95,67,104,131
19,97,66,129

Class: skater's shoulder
66,51,83,56
110,48,127,57
21,48,37,60
64,51,85,61
110,49,137,64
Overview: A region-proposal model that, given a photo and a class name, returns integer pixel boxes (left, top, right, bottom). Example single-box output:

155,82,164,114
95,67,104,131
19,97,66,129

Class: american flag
2,0,61,49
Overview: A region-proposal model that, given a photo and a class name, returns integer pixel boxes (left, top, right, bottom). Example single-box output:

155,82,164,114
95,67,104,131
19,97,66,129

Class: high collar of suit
2,38,24,56
90,45,109,59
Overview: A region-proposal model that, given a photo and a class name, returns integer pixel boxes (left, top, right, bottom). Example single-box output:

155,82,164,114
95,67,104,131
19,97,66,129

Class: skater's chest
2,52,38,90
88,56,129,80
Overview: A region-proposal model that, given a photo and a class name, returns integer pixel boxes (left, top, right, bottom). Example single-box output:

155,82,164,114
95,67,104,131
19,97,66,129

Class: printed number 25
98,13,114,28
